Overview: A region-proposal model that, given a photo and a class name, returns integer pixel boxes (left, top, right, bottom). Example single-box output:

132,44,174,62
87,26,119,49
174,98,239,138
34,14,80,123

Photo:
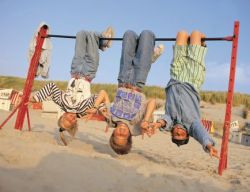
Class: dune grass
0,75,249,109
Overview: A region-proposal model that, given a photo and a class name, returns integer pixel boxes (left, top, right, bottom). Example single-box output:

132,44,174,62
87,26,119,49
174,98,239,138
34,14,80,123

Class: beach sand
0,106,249,192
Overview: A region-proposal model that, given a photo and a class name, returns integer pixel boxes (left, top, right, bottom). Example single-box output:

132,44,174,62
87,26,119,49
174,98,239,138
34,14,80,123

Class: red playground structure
0,21,240,175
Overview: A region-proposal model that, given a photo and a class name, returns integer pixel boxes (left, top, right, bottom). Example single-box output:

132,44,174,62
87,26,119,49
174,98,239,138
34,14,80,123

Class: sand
0,105,250,192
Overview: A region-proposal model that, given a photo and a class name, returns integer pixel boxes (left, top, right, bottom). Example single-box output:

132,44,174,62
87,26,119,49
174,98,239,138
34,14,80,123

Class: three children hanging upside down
30,27,218,158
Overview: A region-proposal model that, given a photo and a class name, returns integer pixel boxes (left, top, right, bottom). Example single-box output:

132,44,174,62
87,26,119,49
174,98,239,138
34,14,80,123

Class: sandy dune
0,107,249,192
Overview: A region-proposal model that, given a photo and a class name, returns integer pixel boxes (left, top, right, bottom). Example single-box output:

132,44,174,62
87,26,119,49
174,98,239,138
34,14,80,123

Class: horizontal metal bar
45,34,234,41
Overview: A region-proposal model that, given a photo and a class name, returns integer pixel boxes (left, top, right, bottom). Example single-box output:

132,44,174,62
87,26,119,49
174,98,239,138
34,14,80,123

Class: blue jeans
118,30,155,89
71,31,107,81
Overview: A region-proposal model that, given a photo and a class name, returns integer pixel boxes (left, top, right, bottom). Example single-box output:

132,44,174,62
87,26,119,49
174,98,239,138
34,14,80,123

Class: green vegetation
200,91,250,109
1,76,249,109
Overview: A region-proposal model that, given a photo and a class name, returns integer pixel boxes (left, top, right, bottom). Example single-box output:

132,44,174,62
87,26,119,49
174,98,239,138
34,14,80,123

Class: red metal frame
218,21,240,175
0,25,48,130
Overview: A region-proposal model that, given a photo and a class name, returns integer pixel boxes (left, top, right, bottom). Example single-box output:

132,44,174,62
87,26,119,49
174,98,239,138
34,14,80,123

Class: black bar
45,34,233,41
46,34,76,39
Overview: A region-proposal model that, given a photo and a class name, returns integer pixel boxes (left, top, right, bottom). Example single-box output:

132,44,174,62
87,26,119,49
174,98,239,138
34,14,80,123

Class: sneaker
151,44,164,63
100,26,115,51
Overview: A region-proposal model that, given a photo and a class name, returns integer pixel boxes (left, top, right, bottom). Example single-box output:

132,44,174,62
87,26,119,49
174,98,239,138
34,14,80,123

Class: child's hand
29,96,36,103
24,96,36,107
140,121,156,139
207,144,220,159
151,122,163,130
86,107,97,114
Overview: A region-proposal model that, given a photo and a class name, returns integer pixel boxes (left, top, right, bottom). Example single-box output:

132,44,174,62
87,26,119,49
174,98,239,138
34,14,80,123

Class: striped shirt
33,82,97,117
170,45,207,91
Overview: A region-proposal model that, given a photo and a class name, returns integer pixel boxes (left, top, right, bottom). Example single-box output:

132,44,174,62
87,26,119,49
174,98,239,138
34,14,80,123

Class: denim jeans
118,30,155,89
71,30,106,81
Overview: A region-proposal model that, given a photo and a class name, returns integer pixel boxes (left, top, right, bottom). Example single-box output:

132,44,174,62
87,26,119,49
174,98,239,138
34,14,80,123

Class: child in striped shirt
30,82,110,145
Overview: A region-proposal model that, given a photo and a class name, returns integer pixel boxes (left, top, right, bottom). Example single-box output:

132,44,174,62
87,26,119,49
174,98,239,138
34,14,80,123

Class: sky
0,0,249,94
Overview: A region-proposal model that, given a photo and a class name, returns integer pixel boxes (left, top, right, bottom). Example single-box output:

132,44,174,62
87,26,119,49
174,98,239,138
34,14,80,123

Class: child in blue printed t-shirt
103,30,164,155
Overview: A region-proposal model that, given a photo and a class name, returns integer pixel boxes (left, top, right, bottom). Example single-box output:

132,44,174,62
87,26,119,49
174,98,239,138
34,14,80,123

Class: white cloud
203,62,250,93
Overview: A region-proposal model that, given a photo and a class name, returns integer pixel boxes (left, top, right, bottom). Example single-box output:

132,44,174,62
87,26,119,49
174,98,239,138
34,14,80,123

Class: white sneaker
100,26,115,51
152,44,164,63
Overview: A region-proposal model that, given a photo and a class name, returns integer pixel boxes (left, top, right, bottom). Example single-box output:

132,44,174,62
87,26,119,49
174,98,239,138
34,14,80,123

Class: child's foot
152,44,164,63
100,26,114,51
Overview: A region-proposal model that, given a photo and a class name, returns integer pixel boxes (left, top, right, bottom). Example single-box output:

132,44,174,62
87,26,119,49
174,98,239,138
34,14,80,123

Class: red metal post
0,102,22,129
26,105,31,131
14,25,48,130
218,21,240,175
